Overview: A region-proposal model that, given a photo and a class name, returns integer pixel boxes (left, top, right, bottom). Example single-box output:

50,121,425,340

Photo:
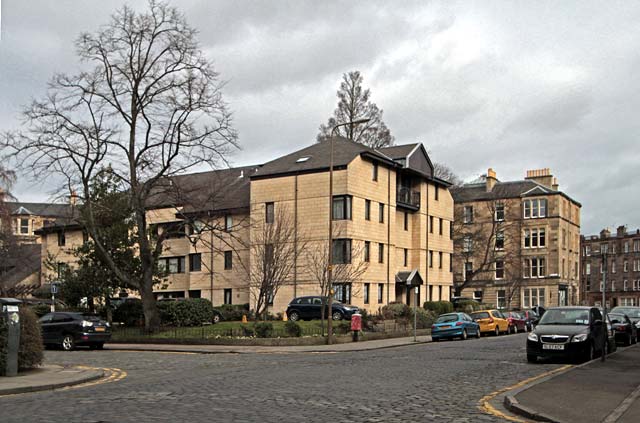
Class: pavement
0,365,104,396
105,334,432,354
506,344,640,422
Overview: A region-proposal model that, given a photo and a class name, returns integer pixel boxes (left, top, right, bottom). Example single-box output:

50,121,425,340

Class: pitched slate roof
6,202,74,218
451,179,581,206
378,144,419,160
0,243,41,295
251,137,395,179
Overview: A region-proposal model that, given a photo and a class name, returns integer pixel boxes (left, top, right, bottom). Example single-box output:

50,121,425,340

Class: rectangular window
438,251,443,269
450,221,453,239
378,284,384,304
378,243,384,263
495,203,505,221
435,185,439,201
463,206,473,223
332,195,352,220
429,216,433,233
332,239,352,264
225,215,233,231
449,253,453,273
364,241,370,262
464,262,473,281
624,242,629,253
539,228,546,247
224,288,232,305
439,218,443,236
524,199,547,219
365,199,371,220
57,262,68,279
265,202,274,223
497,290,506,309
333,283,352,303
495,231,504,250
463,236,472,253
634,240,640,252
624,261,629,272
612,260,616,273
404,212,408,231
403,248,408,267
495,260,504,279
522,288,546,308
224,251,233,270
429,250,433,268
19,218,29,234
586,263,591,275
364,283,370,304
159,256,186,274
57,231,66,247
379,203,385,223
372,163,378,181
189,253,202,272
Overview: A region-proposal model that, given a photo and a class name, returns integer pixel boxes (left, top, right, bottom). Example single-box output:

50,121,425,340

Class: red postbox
351,313,362,342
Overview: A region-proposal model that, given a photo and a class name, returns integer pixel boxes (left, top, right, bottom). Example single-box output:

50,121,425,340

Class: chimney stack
525,168,554,189
617,225,627,237
551,177,559,191
600,228,611,239
486,168,497,192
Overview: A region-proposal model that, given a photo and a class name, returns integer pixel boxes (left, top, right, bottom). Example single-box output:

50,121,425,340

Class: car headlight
572,333,588,342
527,332,538,342
81,320,94,327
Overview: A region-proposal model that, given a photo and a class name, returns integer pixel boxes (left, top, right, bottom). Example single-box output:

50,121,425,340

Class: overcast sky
1,0,639,234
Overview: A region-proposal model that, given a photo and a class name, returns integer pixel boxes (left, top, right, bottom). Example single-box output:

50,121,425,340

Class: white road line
602,383,640,423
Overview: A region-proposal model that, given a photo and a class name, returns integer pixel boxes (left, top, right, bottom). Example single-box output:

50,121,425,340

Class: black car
526,306,608,363
39,312,111,351
286,296,359,321
609,313,638,346
610,306,640,329
521,309,540,331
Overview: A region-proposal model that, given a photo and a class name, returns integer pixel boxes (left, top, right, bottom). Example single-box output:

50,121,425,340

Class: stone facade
451,168,581,310
580,226,640,307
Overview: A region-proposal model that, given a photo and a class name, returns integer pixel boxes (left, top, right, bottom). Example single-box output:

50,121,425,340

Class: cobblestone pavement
1,333,561,422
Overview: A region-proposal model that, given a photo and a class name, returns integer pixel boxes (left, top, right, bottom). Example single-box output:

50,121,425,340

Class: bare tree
318,71,394,148
3,1,237,330
249,206,306,321
433,162,463,187
307,236,369,333
453,200,519,301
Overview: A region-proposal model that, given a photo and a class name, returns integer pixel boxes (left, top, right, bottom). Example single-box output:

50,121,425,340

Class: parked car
286,296,359,321
609,313,638,346
610,306,640,329
431,312,480,341
526,306,608,363
531,305,546,317
597,308,619,354
470,310,510,336
521,309,540,331
39,312,111,351
504,311,527,333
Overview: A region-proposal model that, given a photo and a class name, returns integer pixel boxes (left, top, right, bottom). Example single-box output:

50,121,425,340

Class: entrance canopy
395,269,423,287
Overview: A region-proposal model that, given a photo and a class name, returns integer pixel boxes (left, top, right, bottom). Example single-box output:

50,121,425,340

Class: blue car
431,312,481,341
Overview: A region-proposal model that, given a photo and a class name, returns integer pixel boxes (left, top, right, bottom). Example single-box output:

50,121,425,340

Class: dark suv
286,296,359,321
40,312,111,351
526,306,608,363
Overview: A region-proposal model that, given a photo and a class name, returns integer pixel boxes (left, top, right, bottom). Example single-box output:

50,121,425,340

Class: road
1,333,562,422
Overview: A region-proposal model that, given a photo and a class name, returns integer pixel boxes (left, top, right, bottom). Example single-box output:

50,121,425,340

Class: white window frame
463,206,473,223
495,260,505,280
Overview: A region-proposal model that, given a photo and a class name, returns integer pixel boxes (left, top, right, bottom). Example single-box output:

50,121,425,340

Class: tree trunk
140,275,160,331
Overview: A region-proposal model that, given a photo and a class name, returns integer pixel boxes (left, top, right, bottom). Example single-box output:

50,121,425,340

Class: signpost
414,286,419,342
50,282,59,312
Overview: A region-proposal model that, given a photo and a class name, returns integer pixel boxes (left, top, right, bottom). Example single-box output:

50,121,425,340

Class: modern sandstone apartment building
451,168,581,310
36,138,454,314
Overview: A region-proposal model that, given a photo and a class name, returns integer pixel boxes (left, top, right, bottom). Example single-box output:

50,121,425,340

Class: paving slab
512,346,640,423
0,365,104,396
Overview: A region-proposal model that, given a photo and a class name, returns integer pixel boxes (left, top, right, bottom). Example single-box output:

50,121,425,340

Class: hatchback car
470,310,510,336
431,313,480,341
504,311,527,333
609,313,638,346
521,309,540,331
286,296,359,321
526,306,607,363
39,312,111,351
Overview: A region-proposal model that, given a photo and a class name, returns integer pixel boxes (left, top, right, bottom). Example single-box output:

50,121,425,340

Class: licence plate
440,325,451,329
95,327,106,332
542,344,564,350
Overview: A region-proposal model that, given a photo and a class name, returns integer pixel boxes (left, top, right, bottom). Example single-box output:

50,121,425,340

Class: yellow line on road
109,349,199,355
478,364,573,422
61,366,127,391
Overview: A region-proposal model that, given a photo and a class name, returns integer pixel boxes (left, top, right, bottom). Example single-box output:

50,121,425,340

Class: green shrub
18,307,43,370
255,322,273,338
333,320,352,335
158,298,215,327
381,302,411,319
455,300,485,313
241,325,255,337
112,299,144,326
29,304,52,318
216,303,251,321
423,301,454,316
284,321,302,337
0,315,7,376
411,308,437,329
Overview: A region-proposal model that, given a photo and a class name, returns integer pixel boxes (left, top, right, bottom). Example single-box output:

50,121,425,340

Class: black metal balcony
397,187,420,211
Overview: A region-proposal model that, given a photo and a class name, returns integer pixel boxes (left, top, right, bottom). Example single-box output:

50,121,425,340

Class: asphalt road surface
1,333,562,422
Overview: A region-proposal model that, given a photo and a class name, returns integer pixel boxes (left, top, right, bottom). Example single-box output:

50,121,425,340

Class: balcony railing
397,187,420,210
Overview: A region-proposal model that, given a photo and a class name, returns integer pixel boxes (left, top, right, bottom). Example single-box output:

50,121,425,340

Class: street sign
51,283,58,295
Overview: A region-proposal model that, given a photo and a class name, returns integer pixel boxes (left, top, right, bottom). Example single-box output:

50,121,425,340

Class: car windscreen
471,312,489,320
611,307,640,319
538,309,589,325
436,314,459,323
608,314,626,324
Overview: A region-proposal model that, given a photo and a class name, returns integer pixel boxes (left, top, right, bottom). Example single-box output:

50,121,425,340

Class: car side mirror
593,319,603,327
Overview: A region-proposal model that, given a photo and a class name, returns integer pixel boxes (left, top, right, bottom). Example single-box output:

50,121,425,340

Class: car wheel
527,354,537,363
476,328,481,338
513,325,518,334
495,326,500,336
61,335,75,351
332,311,343,321
461,329,468,340
288,311,300,322
212,313,221,324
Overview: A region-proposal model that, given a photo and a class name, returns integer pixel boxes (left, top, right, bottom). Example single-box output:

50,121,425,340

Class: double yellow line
478,365,572,422
62,366,127,391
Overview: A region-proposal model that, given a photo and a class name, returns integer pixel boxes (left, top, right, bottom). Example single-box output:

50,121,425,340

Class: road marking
478,364,573,422
108,349,199,355
602,382,640,423
61,366,127,391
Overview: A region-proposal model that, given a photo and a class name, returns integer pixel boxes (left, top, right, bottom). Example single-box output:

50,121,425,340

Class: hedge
284,321,302,337
454,300,487,313
0,315,7,376
112,299,144,326
255,322,273,338
216,304,252,321
423,301,454,316
18,307,43,370
158,298,215,327
381,302,412,320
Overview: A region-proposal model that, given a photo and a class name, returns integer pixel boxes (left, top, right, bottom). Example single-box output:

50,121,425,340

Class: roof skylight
296,156,310,163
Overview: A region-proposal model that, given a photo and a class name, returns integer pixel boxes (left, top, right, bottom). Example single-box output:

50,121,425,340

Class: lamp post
327,118,370,345
601,251,607,362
